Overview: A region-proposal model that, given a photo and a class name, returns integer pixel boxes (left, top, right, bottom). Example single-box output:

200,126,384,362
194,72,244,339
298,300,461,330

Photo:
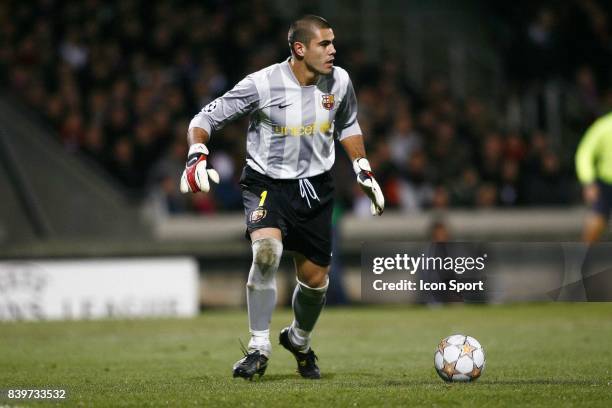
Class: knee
295,275,329,303
252,237,283,270
248,238,283,290
300,268,329,289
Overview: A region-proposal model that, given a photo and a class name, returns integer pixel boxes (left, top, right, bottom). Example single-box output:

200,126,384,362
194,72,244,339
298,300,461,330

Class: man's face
302,27,336,75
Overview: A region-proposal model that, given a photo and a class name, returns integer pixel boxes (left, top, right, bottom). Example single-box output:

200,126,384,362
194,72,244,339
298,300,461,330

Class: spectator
3,0,608,214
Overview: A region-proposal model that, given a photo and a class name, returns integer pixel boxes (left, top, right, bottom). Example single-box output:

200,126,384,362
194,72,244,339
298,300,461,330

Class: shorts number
259,190,268,206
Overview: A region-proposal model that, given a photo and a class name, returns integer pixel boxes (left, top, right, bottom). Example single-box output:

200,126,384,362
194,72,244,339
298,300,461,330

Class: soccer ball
434,334,485,382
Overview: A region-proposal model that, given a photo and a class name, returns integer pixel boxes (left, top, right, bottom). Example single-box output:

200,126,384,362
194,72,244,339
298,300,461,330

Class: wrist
353,157,372,175
188,143,209,158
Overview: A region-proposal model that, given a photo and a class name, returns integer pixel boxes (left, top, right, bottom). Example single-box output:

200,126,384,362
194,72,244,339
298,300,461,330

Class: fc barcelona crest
249,207,267,223
321,94,335,110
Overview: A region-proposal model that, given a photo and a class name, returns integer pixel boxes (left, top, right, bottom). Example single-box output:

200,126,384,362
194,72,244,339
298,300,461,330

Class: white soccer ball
434,334,485,382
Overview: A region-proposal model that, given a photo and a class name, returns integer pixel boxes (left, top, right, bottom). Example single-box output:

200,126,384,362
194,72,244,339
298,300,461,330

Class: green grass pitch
1,303,611,407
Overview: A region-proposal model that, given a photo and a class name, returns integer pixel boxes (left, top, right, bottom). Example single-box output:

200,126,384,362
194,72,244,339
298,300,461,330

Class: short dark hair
288,15,332,55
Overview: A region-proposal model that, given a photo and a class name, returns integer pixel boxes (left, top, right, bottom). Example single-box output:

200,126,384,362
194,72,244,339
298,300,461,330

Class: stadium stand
2,0,610,218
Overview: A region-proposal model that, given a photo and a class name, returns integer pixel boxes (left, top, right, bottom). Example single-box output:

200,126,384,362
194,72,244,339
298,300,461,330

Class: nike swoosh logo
279,103,292,109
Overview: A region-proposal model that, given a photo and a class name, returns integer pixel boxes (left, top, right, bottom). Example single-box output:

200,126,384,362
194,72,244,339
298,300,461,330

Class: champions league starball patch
321,94,335,110
249,207,267,223
203,99,218,113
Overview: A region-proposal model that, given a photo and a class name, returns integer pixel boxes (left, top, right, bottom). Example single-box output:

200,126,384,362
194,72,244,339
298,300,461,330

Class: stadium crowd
2,0,611,215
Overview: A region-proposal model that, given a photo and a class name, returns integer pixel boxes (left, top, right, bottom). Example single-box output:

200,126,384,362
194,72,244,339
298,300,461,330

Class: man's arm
576,121,603,204
188,127,210,146
339,133,366,161
340,134,385,215
181,76,259,193
576,122,602,186
188,76,259,140
335,73,384,215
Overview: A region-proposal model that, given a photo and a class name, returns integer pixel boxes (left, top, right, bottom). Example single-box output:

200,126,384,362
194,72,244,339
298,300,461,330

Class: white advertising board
0,258,199,321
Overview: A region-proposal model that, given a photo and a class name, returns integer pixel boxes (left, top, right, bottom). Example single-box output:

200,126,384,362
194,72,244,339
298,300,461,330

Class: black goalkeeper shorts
592,179,612,220
240,165,334,267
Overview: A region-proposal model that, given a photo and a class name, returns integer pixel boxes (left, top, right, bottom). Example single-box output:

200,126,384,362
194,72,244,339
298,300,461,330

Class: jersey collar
282,57,325,88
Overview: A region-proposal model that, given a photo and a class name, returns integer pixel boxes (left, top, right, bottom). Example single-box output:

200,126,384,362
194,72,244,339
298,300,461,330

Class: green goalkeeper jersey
576,111,612,185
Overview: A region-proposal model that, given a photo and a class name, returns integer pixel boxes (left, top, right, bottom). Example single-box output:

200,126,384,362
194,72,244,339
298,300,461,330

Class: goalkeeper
180,15,384,380
576,111,612,242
